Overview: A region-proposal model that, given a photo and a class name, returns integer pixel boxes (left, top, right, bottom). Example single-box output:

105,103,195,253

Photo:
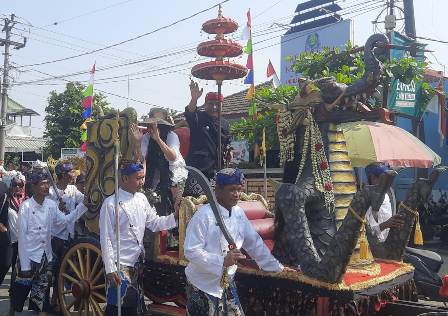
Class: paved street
0,270,41,315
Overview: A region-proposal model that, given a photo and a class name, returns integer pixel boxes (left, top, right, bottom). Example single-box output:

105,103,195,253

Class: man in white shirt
9,170,87,316
47,162,84,309
100,161,178,316
365,162,404,242
184,168,288,316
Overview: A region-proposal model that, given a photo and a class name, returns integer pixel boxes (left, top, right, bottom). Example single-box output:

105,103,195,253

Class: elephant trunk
303,170,396,283
343,34,389,98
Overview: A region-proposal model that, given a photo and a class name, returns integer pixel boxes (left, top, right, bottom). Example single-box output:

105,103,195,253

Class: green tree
44,82,110,158
291,41,436,109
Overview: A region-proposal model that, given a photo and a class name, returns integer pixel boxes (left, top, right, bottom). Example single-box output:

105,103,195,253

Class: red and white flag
266,60,280,88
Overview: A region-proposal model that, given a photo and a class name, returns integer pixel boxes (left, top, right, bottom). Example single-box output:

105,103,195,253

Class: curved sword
185,166,236,250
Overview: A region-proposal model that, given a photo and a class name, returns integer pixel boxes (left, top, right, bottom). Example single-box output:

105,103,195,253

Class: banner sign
61,148,84,160
280,19,352,85
387,31,426,116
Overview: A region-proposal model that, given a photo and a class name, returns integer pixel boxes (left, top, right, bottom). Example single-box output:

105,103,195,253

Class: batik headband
120,162,144,176
365,163,390,177
55,163,74,175
216,168,245,186
30,171,50,184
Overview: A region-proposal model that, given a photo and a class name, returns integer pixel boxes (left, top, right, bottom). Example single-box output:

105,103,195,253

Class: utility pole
403,0,416,39
0,14,26,165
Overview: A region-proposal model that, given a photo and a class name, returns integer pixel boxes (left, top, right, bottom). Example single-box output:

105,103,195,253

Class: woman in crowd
0,170,27,286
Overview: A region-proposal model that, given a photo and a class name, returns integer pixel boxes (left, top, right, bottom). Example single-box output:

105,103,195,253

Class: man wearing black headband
48,162,84,310
99,161,178,316
184,168,288,315
9,170,87,315
365,162,403,242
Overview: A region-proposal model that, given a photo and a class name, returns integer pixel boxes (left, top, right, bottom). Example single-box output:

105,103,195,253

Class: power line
416,36,448,45
11,1,386,87
43,0,137,27
26,67,179,109
254,2,386,51
17,0,232,68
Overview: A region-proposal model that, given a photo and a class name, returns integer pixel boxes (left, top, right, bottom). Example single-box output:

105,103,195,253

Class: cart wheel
58,237,106,316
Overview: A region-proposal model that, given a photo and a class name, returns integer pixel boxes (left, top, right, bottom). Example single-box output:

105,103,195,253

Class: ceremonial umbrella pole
192,5,247,170
113,111,122,316
217,80,222,169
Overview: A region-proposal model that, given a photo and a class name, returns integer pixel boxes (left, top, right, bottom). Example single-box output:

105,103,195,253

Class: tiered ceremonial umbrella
191,5,247,169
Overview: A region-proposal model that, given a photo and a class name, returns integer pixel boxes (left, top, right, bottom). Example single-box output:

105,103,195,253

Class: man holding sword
184,168,291,315
99,161,178,316
47,162,84,311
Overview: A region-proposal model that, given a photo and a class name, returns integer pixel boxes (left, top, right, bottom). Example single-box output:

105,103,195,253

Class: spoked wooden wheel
58,237,106,315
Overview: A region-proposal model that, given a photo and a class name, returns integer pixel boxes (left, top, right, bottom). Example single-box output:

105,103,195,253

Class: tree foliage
44,82,110,158
230,111,279,150
229,40,439,166
291,41,436,109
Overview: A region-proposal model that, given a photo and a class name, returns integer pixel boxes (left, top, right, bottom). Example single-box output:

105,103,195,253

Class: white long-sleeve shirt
99,188,177,274
8,207,18,243
49,184,84,240
184,203,283,298
366,193,393,242
18,197,87,271
141,131,188,185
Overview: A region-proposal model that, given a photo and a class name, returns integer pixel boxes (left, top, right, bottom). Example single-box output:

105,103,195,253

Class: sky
2,0,448,137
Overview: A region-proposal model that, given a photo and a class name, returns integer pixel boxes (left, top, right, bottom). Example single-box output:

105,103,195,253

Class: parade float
53,8,448,316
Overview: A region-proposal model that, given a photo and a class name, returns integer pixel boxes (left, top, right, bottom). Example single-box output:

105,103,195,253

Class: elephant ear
289,79,322,110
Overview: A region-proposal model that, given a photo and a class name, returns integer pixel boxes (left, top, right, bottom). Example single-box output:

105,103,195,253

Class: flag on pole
80,63,96,152
266,60,280,88
240,8,252,40
261,127,266,160
242,9,256,110
438,88,446,147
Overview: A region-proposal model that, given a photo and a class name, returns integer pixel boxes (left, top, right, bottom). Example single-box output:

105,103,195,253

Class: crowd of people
0,161,88,316
0,81,241,316
0,77,433,316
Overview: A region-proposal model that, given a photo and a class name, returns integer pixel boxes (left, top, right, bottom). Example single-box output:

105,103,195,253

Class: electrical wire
16,0,232,68
254,2,386,52
43,0,137,27
417,36,448,45
11,0,386,87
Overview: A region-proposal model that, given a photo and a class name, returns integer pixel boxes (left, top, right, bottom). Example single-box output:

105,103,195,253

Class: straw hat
142,108,174,126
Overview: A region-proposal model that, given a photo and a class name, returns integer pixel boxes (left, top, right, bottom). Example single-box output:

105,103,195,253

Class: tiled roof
173,80,274,123
221,80,273,119
5,136,46,153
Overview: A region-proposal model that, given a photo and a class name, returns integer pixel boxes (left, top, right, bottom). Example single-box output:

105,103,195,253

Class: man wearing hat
184,168,288,315
99,161,178,315
9,169,87,315
365,162,403,242
48,162,84,309
184,81,231,196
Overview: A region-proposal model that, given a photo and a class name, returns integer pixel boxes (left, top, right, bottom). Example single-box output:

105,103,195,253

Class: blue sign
280,19,352,85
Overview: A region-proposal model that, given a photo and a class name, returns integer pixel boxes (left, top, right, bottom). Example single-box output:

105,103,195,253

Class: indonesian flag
266,60,280,88
240,9,251,40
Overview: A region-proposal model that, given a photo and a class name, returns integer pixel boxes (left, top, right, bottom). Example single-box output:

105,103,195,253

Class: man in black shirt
184,81,230,196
